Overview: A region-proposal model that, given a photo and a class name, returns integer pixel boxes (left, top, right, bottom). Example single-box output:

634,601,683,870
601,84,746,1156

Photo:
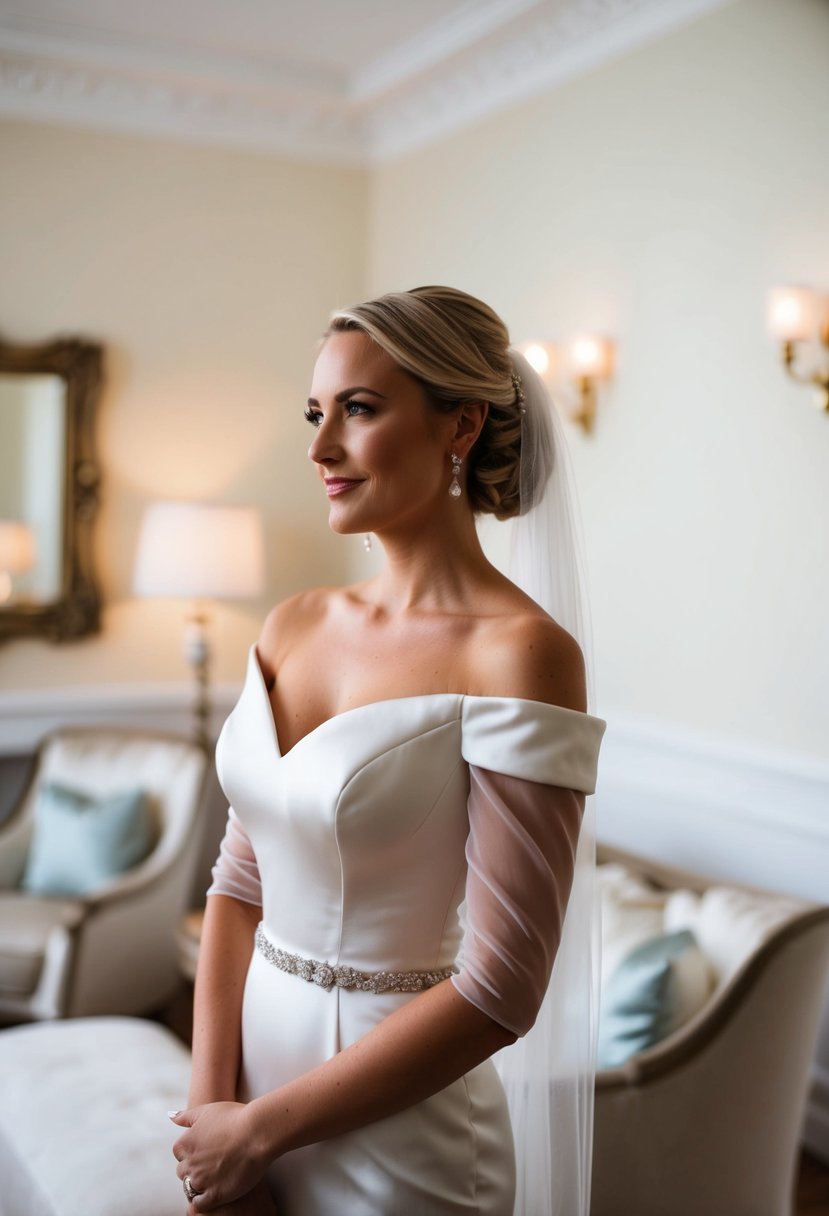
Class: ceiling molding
0,0,735,165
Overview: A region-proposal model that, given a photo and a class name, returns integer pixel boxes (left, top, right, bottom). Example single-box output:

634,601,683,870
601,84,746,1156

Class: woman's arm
173,978,515,1211
188,894,260,1107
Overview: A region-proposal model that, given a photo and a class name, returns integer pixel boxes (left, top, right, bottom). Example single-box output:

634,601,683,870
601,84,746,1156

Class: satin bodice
215,646,605,977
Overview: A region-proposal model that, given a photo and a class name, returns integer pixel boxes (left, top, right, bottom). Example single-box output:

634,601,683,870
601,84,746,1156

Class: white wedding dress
211,646,605,1215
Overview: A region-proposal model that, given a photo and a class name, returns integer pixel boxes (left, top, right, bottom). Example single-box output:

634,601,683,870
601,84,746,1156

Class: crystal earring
363,533,372,552
449,453,462,499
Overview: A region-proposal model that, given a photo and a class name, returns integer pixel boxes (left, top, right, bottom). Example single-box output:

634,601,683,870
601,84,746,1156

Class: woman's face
306,330,455,537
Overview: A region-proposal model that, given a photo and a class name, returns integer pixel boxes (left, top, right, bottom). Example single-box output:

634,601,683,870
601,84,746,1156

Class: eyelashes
304,401,375,427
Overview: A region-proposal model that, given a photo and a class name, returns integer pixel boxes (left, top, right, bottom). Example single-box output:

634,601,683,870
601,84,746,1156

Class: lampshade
133,503,264,600
0,521,36,573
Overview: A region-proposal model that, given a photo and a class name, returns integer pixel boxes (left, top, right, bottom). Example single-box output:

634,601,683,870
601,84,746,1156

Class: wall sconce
0,520,35,605
767,285,829,412
134,502,265,750
567,334,614,434
521,335,614,434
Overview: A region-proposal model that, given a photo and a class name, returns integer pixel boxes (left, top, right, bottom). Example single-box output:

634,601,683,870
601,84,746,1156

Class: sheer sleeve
451,766,584,1037
205,808,263,906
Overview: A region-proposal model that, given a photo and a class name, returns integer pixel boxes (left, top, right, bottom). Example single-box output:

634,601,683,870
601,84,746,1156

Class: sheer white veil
492,348,600,1216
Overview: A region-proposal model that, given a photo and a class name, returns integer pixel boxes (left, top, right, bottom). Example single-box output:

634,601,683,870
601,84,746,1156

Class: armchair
592,844,829,1216
0,729,208,1021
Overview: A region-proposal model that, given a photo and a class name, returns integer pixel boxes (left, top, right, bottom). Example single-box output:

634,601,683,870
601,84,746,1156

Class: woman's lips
324,477,363,497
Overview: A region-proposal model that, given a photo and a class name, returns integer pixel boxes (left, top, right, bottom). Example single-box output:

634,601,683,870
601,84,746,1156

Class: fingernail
167,1110,180,1119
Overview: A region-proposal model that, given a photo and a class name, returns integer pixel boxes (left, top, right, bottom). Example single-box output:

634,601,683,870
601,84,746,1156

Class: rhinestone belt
255,924,456,994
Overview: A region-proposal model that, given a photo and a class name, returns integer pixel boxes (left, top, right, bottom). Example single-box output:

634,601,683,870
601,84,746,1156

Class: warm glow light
767,286,819,343
568,334,612,379
134,503,265,600
521,343,551,376
0,521,36,574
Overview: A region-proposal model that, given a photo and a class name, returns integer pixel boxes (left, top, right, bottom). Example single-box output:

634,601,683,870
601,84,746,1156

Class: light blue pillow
597,929,704,1069
22,783,154,897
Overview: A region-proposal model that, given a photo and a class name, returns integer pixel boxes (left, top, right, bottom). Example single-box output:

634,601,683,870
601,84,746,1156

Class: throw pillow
597,928,711,1069
22,783,154,897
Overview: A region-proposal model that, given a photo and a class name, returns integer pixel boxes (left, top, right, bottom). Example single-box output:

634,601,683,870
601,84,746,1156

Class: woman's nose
307,417,343,466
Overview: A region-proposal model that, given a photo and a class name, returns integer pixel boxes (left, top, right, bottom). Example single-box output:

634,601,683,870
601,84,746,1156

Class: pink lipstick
324,478,363,497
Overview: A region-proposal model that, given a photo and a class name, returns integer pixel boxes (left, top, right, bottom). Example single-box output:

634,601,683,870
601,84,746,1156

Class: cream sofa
0,729,208,1021
592,844,829,1216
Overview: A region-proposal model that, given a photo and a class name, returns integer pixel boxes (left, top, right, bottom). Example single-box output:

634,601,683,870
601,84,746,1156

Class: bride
171,286,605,1216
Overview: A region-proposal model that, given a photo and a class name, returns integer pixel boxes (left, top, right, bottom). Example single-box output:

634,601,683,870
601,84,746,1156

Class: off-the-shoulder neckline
244,644,603,759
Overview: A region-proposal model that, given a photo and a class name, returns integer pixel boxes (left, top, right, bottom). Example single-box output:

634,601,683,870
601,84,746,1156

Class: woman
171,286,606,1216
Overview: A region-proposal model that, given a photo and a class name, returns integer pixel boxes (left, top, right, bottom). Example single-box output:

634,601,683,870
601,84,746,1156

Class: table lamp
134,502,264,749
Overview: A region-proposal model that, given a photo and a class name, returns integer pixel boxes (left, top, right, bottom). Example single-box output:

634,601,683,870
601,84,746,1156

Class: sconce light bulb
767,286,818,343
569,334,611,379
522,343,551,376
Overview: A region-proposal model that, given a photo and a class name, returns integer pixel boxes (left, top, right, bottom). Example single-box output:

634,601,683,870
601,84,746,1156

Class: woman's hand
171,1101,268,1212
185,1177,278,1216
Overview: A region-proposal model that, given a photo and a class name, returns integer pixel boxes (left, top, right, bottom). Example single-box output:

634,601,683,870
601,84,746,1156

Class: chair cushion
664,884,804,985
599,862,667,987
597,928,711,1068
21,783,153,897
0,894,84,996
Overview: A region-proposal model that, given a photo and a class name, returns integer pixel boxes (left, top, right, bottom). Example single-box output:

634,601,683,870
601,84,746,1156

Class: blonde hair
327,286,524,519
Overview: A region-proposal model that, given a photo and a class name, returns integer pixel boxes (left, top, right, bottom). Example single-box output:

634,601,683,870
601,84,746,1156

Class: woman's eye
344,400,374,417
304,407,323,427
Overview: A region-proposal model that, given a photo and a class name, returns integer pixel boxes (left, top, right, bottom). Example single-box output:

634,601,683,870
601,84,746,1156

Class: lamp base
183,608,211,752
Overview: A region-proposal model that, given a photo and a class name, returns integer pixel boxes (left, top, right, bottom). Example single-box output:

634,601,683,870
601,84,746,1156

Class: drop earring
449,453,462,499
363,533,372,552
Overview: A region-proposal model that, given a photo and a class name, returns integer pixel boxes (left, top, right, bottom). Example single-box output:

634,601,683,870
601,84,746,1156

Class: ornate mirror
0,335,102,642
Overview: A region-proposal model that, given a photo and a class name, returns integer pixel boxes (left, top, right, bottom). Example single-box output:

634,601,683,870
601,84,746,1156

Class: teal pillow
22,783,154,897
597,929,706,1069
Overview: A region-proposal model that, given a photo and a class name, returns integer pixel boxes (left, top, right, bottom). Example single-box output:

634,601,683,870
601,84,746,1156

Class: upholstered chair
592,844,829,1216
0,729,208,1021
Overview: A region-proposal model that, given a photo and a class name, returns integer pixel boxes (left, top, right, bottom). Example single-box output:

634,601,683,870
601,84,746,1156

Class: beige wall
367,0,829,760
0,120,367,687
2,0,827,764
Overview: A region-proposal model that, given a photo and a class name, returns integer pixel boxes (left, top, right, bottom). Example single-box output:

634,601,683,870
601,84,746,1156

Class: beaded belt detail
255,925,456,994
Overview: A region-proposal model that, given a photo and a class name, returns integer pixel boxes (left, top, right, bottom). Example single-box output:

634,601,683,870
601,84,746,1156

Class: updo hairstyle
327,286,525,520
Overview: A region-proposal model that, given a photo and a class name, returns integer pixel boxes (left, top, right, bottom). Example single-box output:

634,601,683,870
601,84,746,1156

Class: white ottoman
0,1017,191,1216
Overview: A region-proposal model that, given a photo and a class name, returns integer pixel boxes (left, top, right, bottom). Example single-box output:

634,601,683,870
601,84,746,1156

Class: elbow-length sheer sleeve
452,768,584,1037
206,807,263,906
458,694,606,1216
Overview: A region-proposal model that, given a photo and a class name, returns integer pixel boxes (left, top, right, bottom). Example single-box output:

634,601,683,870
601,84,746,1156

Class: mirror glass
0,372,66,606
0,336,102,642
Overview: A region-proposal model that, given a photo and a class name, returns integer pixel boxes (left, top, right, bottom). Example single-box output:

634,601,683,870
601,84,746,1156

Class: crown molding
0,0,735,165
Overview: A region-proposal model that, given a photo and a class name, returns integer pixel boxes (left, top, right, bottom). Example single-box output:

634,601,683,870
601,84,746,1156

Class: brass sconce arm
780,340,829,412
573,375,599,434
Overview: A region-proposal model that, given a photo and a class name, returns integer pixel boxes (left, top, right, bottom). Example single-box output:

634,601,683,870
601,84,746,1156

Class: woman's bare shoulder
256,586,341,684
471,609,587,713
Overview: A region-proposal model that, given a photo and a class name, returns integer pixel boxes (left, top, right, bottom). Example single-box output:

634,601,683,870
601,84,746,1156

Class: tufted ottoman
0,1017,191,1216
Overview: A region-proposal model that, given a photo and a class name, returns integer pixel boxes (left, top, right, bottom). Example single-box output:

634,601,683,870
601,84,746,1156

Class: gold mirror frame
0,335,102,642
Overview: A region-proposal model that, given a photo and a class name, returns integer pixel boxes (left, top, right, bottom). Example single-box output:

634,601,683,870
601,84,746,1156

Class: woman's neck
368,509,499,614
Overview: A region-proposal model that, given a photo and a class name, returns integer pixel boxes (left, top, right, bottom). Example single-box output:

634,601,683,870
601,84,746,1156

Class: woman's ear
451,400,489,460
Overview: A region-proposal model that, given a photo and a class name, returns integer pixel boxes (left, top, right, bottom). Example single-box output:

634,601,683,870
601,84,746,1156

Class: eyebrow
307,386,388,406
